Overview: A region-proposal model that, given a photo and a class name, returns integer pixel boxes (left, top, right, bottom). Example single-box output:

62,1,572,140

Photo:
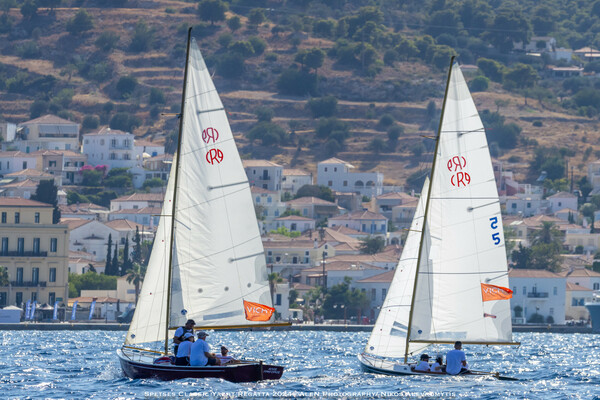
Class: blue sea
1,330,598,399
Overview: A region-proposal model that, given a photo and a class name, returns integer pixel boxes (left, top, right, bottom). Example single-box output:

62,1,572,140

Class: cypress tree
112,243,119,277
133,226,142,264
121,236,131,276
105,234,112,275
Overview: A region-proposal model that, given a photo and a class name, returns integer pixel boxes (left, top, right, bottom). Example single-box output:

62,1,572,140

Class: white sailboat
117,29,289,382
358,58,519,379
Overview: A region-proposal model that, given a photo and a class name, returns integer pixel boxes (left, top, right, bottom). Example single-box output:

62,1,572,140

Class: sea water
1,330,598,399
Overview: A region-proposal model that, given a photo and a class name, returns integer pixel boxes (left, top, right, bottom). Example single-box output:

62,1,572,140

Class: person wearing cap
414,354,431,372
174,332,195,365
446,341,468,375
190,331,220,366
216,345,234,365
173,319,195,356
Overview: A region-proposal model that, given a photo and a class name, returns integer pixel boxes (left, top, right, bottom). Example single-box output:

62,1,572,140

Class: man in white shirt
414,354,431,372
445,341,468,375
190,331,220,366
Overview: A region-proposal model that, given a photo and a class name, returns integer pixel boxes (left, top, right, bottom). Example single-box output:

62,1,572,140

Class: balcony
258,176,271,181
10,281,46,287
527,292,549,298
0,251,48,257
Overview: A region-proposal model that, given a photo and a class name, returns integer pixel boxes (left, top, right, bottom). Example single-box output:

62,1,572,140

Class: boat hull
118,350,284,382
585,302,600,333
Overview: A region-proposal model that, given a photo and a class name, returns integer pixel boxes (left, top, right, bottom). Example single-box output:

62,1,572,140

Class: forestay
408,63,513,345
364,178,429,359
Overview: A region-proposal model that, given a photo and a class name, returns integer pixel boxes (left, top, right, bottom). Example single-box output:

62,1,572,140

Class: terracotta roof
84,126,130,136
548,191,577,199
105,219,146,231
356,270,395,283
508,268,563,278
299,227,361,244
0,197,51,207
559,268,600,278
329,210,387,220
250,186,277,194
328,225,365,236
111,207,161,215
319,157,353,167
520,215,565,228
0,179,38,188
274,215,314,221
5,169,53,178
21,114,77,125
146,154,172,161
61,218,93,230
113,193,164,202
242,159,282,168
333,242,360,251
287,197,336,206
303,260,383,272
566,282,593,291
283,169,311,176
39,149,84,158
376,192,417,201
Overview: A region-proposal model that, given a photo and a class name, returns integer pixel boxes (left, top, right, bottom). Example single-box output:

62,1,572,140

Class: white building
299,260,385,289
15,114,80,152
274,215,316,233
108,207,160,228
588,160,600,191
0,179,38,199
0,151,39,174
508,269,566,325
134,139,164,159
110,193,164,212
547,191,578,213
353,270,394,322
82,127,139,171
505,193,547,217
282,169,312,194
286,197,339,220
251,186,286,232
243,160,283,192
328,210,388,235
317,157,383,197
62,218,118,261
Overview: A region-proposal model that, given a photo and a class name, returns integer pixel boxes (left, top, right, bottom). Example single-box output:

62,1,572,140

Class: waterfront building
508,269,566,325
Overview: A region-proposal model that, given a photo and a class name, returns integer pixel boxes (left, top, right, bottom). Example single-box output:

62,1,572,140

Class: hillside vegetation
2,0,600,191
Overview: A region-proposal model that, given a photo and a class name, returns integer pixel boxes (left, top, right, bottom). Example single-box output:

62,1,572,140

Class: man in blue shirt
445,341,468,375
190,331,219,366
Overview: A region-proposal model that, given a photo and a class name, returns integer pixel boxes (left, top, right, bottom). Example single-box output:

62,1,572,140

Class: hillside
1,1,600,191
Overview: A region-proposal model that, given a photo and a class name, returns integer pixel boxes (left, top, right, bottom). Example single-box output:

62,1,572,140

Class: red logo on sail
481,283,513,302
448,155,471,187
243,300,274,321
206,148,224,165
202,127,219,143
483,313,497,319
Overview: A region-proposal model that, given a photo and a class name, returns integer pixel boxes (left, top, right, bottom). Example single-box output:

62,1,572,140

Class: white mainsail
408,62,513,346
364,178,430,359
125,38,273,347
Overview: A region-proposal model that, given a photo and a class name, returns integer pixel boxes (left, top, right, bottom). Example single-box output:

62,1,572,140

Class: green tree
105,234,113,275
95,31,119,52
477,58,505,82
116,76,137,99
66,9,94,35
484,8,530,53
129,20,154,53
367,138,386,154
269,226,301,238
126,262,147,304
503,64,538,89
149,88,165,105
581,203,597,233
307,96,337,118
323,277,369,320
227,15,241,32
132,226,143,264
111,243,120,277
20,0,37,19
68,271,117,298
31,179,61,223
295,185,335,202
121,236,131,276
82,170,103,186
295,48,326,72
359,236,385,254
248,8,266,26
198,0,227,25
0,265,8,286
530,221,564,248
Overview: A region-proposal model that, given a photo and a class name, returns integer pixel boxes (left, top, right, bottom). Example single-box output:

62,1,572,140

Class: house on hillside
286,196,339,220
282,169,312,194
13,114,80,152
243,159,283,192
328,210,388,235
317,157,383,197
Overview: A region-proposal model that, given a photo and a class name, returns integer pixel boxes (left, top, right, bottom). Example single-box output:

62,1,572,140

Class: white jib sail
168,39,273,328
365,178,430,359
125,163,175,346
409,63,513,344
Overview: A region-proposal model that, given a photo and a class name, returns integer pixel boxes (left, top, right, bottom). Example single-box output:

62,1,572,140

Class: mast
163,27,193,354
403,56,455,363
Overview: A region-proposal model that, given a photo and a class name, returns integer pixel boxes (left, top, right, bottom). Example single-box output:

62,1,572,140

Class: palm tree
126,262,147,304
530,221,563,249
268,272,283,303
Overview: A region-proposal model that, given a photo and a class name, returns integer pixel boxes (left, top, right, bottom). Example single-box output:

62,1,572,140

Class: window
49,268,56,283
48,292,55,305
328,180,332,186
33,238,40,254
572,298,578,306
511,203,517,209
110,153,116,160
35,212,40,223
17,238,24,254
513,287,517,293
1,238,7,254
343,180,348,187
16,292,22,306
522,286,526,295
0,292,6,307
31,292,37,301
123,153,130,160
50,238,57,252
382,288,387,300
275,294,282,306
267,197,272,203
371,289,376,300
549,308,554,316
32,268,39,285
49,160,56,167
16,268,23,285
14,212,20,224
594,283,599,290
1,212,5,223
255,196,260,203
324,167,328,172
553,286,557,296
527,202,531,208
111,139,117,147
334,167,337,172
22,161,27,169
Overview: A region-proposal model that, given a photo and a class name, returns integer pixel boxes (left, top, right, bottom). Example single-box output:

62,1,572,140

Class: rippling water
1,330,599,399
